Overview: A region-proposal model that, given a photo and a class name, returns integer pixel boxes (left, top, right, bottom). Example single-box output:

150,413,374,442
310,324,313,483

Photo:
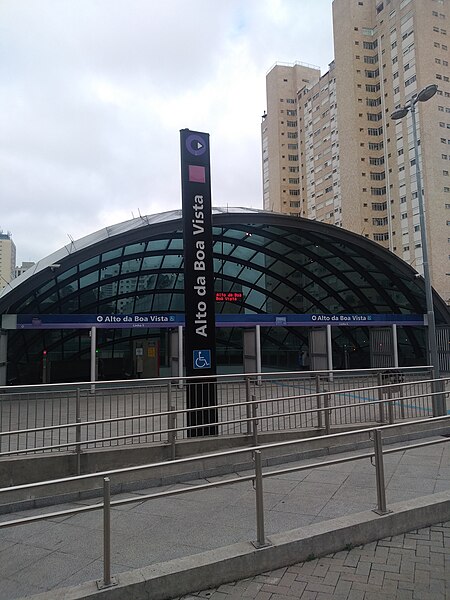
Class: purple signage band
10,313,425,330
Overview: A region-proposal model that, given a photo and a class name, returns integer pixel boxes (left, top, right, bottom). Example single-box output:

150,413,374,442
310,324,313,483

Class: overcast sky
1,0,334,264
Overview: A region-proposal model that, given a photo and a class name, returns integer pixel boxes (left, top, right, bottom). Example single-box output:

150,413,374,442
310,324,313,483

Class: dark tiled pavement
181,522,450,600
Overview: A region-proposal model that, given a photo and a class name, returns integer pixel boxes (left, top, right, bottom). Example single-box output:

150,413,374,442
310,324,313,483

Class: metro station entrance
0,312,433,385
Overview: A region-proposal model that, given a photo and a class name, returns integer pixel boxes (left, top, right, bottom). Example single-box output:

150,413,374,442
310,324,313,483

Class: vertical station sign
180,129,218,436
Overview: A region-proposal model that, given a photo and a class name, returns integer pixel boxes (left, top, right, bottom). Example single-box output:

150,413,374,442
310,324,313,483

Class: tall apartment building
0,232,16,290
262,0,450,303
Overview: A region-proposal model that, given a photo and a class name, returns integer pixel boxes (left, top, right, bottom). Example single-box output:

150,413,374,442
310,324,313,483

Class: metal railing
0,367,446,459
0,415,448,589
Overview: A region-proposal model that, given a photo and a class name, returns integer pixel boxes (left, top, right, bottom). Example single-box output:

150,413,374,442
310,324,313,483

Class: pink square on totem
188,165,206,183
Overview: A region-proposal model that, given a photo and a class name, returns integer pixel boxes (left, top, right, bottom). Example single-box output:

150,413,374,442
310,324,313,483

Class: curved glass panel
1,211,448,384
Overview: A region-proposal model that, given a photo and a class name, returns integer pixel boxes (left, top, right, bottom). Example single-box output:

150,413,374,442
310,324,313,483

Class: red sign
215,292,243,302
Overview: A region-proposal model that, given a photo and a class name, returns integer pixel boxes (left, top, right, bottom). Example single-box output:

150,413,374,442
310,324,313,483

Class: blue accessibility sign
193,350,211,369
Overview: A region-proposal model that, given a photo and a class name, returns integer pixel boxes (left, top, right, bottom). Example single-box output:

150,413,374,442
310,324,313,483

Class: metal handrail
1,374,445,439
0,414,448,589
1,377,447,457
0,365,434,394
1,414,448,495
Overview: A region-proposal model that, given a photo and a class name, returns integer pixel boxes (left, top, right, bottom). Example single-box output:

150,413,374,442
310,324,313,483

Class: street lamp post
391,84,445,416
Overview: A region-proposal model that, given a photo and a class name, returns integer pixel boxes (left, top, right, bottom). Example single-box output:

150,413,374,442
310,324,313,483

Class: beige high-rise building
262,0,450,303
0,232,16,290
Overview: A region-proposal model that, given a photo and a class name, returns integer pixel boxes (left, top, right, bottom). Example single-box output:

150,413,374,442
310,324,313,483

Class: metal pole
372,429,389,515
255,325,262,385
377,372,385,423
253,450,266,547
326,324,333,382
75,388,82,476
392,324,399,368
411,104,443,415
324,393,331,435
168,405,177,460
245,376,252,436
387,386,394,425
103,477,112,587
315,374,323,430
251,395,258,446
90,326,96,394
177,325,183,388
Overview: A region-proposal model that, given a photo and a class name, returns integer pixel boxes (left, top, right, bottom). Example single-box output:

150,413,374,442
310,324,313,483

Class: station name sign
180,128,217,378
5,313,425,330
12,314,183,329
180,128,218,436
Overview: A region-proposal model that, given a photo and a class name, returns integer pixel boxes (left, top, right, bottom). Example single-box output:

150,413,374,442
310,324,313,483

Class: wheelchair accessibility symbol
193,350,211,369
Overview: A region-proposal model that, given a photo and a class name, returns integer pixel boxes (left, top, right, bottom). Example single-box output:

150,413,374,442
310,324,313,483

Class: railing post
253,450,268,547
431,368,446,417
75,388,82,476
97,477,117,589
315,374,323,430
251,395,258,446
377,372,385,423
245,376,252,436
168,405,177,460
324,393,331,435
387,386,394,425
167,381,172,414
372,429,390,515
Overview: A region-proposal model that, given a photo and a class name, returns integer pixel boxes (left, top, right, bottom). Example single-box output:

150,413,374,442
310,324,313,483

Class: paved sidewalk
0,437,449,599
182,522,450,600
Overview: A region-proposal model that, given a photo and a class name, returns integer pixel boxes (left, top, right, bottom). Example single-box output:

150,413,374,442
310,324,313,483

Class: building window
372,201,387,211
371,186,387,195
